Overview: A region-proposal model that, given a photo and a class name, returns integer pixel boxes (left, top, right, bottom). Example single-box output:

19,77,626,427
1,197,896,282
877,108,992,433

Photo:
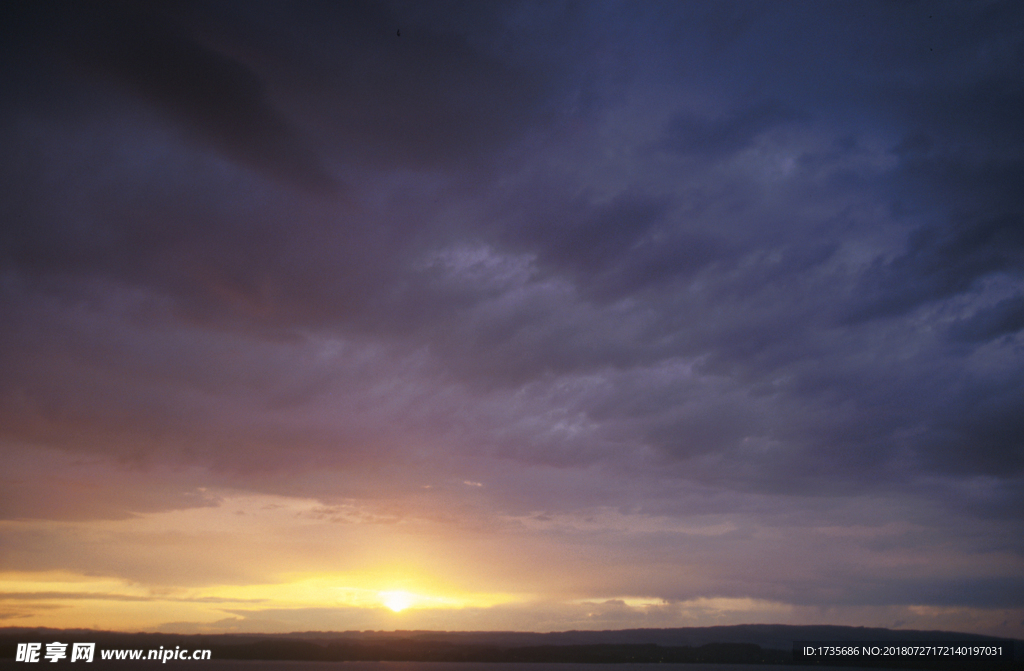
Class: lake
0,660,907,671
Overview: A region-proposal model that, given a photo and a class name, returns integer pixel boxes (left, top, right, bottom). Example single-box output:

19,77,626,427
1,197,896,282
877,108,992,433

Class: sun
380,590,414,612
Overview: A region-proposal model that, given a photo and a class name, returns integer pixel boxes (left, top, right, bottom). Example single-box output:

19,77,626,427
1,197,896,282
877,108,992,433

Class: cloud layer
1,0,1022,637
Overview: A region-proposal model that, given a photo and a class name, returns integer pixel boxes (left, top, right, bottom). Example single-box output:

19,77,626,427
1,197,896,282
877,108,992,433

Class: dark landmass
2,624,1020,668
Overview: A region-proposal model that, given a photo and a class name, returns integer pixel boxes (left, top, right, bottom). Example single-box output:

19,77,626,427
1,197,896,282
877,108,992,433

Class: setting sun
380,590,414,612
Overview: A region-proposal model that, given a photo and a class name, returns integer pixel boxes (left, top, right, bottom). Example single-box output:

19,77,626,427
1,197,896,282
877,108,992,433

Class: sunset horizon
1,0,1022,643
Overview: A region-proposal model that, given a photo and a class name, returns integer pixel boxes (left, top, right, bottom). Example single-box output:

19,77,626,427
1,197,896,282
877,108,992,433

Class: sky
1,0,1022,639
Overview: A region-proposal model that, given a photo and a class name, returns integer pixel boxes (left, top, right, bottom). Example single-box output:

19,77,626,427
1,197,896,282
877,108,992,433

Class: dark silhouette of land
2,624,1020,668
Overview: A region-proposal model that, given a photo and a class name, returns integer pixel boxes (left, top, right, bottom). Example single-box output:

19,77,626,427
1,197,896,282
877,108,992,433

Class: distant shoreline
3,624,1019,668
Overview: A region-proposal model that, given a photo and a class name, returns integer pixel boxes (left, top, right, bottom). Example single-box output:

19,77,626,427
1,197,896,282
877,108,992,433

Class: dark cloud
216,0,548,172
922,380,1024,476
0,0,555,334
503,190,725,303
1,0,335,193
74,9,336,193
948,294,1024,343
533,193,669,275
850,212,1024,321
663,102,807,158
847,577,1024,610
1,0,1023,631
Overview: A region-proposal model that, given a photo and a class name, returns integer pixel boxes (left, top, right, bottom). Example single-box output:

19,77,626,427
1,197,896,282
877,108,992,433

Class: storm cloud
1,0,1022,638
